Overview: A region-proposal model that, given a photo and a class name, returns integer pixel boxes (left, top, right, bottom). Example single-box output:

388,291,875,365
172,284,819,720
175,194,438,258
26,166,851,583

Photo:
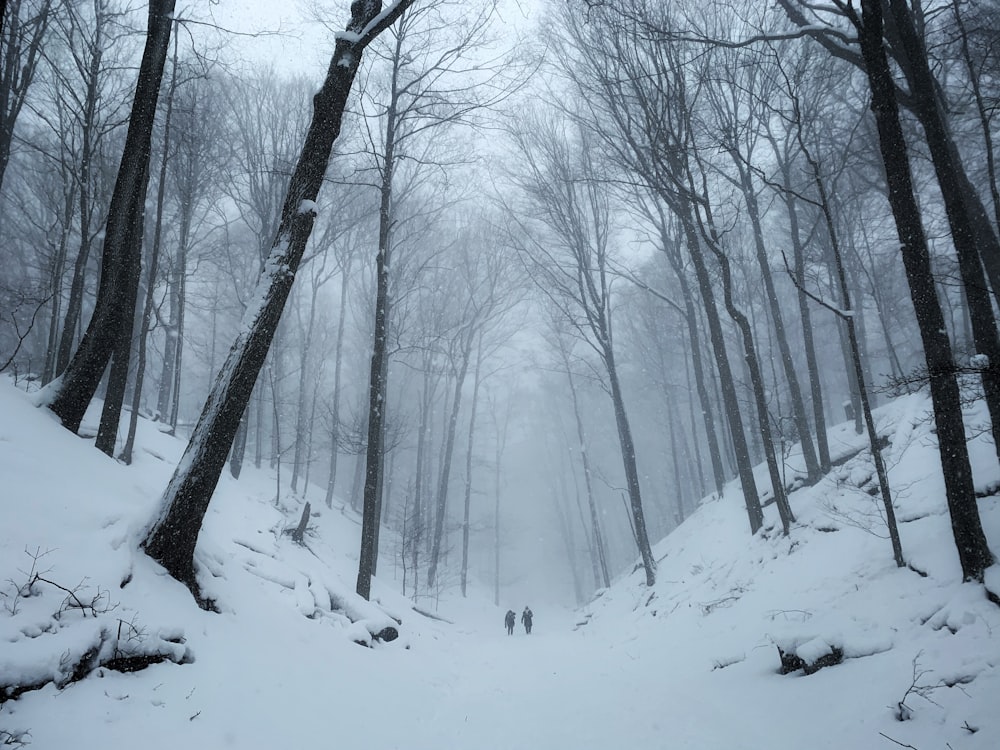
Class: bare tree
551,4,766,534
846,0,993,582
142,0,416,602
0,0,58,194
547,313,611,589
354,0,523,599
507,112,656,586
41,0,176,456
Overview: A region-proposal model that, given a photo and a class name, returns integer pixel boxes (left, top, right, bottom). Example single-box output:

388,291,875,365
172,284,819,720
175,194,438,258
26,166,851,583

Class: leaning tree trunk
855,0,993,582
143,0,415,602
121,35,181,464
44,1,176,435
121,120,169,462
676,205,764,534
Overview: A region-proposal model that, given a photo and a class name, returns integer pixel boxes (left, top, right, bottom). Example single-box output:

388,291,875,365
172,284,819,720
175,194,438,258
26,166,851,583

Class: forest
1,0,998,610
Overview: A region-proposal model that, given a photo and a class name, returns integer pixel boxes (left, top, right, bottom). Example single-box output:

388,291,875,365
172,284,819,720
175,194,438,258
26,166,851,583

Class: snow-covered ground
1,379,998,749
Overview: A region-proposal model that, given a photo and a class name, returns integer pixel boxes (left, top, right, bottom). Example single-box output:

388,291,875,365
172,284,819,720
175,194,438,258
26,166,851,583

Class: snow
2,379,999,749
296,199,318,216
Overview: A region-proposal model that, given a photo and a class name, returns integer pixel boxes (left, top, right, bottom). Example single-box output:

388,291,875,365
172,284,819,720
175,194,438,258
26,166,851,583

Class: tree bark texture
856,0,993,581
143,0,415,600
45,0,175,434
357,23,404,599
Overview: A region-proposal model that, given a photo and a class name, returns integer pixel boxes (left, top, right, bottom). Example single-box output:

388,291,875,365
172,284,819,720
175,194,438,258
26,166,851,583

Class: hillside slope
1,381,998,749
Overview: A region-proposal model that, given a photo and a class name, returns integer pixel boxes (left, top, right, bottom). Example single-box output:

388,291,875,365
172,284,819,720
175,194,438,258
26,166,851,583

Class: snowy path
8,590,981,750
5,604,771,750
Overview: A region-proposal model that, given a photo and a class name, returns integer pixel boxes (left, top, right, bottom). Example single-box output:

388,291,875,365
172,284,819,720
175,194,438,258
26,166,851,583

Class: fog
1,0,996,613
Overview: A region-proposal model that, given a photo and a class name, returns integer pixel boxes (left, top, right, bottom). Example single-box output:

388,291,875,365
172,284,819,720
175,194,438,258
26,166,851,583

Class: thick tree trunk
45,1,175,435
357,24,406,599
885,0,1000,460
370,351,392,577
121,37,179,464
856,0,993,581
143,0,414,601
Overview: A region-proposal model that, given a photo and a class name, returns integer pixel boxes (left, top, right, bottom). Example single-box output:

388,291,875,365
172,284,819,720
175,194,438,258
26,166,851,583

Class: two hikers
503,606,534,635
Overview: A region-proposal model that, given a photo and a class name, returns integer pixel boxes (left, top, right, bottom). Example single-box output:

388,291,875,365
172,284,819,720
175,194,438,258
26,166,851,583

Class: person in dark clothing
504,609,516,635
521,606,533,634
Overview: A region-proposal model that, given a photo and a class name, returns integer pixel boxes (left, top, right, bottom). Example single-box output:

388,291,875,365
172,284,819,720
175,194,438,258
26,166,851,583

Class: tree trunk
460,336,484,597
701,214,794,534
782,173,832,472
559,338,610,589
427,342,473,589
655,207,726,497
0,0,53,195
736,161,819,482
55,5,108,380
42,176,76,384
291,279,320,493
156,264,179,422
357,23,406,600
229,407,249,479
856,0,993,581
324,261,351,507
604,341,656,586
143,0,414,601
678,208,764,534
45,1,175,436
121,35,180,465
949,0,1000,233
803,136,905,568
